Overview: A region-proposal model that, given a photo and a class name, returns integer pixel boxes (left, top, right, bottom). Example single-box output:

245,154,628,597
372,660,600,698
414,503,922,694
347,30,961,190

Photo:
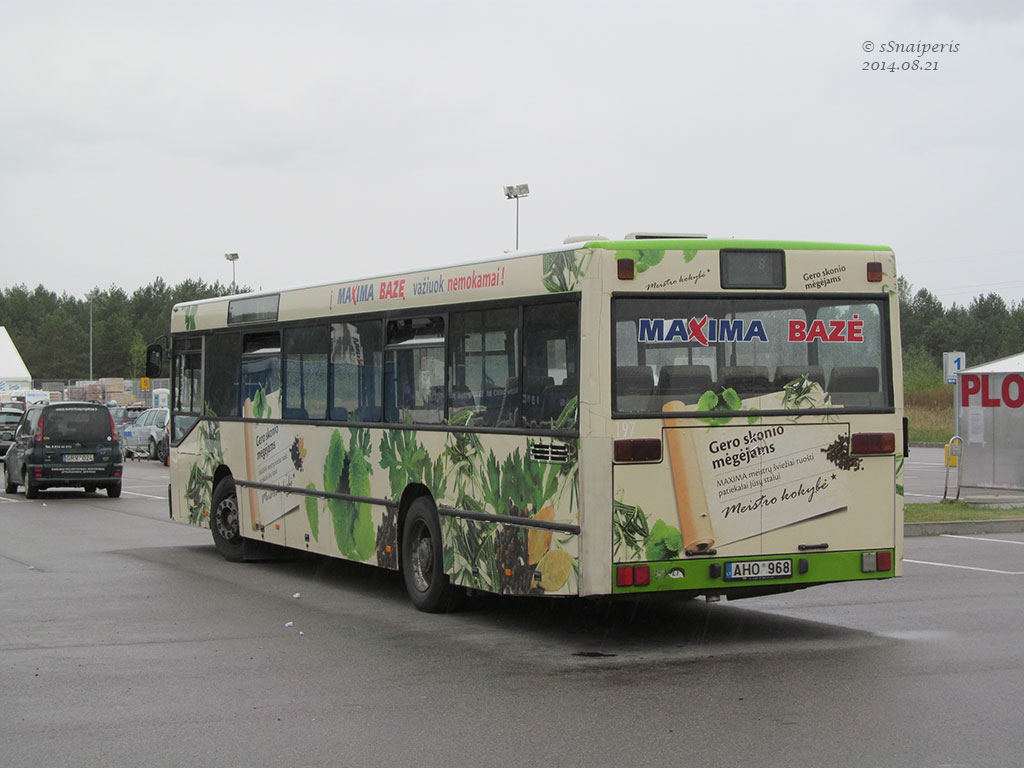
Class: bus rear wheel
401,497,463,613
211,477,245,562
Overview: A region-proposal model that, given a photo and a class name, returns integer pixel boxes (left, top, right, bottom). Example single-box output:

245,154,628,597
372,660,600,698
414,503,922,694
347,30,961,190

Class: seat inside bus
827,365,883,407
719,365,772,395
656,364,713,404
615,365,655,411
773,365,826,390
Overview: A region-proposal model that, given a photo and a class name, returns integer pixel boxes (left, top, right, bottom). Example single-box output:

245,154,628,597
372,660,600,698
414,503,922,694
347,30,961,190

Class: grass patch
906,501,1024,523
906,390,955,444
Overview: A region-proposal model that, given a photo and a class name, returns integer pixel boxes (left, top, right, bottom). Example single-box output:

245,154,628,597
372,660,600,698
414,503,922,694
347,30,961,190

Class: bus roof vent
563,234,608,244
624,232,708,240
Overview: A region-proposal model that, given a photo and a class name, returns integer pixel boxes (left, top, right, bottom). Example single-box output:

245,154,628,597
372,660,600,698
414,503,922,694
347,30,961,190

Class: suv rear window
42,406,111,443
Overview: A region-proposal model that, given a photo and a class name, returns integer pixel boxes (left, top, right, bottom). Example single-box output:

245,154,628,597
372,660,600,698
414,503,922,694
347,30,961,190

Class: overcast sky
2,1,1022,307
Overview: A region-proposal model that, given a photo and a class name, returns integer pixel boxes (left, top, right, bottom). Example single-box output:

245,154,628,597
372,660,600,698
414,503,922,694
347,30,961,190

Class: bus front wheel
211,477,245,562
401,497,463,613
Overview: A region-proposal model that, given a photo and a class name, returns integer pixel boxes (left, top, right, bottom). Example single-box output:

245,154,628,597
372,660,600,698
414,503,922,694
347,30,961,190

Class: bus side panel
440,432,580,597
171,417,581,593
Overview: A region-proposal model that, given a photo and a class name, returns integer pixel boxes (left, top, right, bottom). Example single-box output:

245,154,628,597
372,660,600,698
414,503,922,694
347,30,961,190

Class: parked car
109,404,148,441
1,406,23,463
122,407,169,462
4,401,123,498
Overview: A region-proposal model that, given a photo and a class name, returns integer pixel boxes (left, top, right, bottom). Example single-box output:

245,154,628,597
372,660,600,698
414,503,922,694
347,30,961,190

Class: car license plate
64,454,93,463
724,559,793,581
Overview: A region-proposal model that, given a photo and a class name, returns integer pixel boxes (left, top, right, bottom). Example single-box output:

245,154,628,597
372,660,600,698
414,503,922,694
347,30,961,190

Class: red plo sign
961,373,1024,409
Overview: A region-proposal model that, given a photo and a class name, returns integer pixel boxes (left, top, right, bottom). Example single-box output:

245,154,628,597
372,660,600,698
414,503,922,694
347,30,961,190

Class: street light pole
503,184,530,250
87,290,98,380
224,252,239,293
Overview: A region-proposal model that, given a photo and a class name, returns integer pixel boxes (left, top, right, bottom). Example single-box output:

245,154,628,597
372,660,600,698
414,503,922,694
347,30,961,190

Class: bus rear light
851,432,895,455
614,438,662,463
616,566,634,587
616,565,651,587
617,258,636,280
634,565,650,586
867,262,883,282
862,551,893,572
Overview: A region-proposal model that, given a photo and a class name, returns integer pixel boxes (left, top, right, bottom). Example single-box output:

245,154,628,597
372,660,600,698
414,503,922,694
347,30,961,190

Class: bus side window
283,325,328,420
385,316,445,425
522,302,579,429
331,320,383,422
241,332,281,417
449,308,519,427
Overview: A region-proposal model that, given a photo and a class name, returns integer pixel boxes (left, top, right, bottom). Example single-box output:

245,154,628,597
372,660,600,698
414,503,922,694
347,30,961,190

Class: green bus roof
587,239,891,252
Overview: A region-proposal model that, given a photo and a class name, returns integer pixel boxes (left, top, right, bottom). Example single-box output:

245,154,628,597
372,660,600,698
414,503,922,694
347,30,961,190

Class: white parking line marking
904,558,1024,575
941,534,1024,546
123,491,167,500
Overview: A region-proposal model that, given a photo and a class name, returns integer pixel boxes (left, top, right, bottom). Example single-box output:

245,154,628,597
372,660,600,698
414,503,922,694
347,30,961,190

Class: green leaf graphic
645,519,683,561
305,483,319,541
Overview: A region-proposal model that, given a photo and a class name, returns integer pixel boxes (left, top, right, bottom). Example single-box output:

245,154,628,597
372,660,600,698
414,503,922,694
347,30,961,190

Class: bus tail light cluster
867,262,883,282
862,551,893,572
616,564,651,587
614,438,662,463
850,432,896,455
617,258,636,280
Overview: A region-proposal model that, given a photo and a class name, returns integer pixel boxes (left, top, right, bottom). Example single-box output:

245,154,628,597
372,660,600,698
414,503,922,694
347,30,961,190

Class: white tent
956,351,1024,491
0,327,33,394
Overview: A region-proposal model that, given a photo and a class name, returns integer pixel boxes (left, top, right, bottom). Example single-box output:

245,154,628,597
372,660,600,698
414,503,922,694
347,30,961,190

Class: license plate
64,454,93,463
724,558,793,581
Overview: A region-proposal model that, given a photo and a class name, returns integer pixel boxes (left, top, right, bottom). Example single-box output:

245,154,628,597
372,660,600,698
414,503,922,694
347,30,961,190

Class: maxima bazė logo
336,282,376,306
638,316,768,345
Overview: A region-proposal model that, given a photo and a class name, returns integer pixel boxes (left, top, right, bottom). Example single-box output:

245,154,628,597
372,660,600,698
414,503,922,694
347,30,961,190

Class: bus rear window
612,296,893,415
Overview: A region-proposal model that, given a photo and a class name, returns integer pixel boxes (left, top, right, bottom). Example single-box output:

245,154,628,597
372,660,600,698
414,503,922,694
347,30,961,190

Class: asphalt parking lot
3,455,1024,767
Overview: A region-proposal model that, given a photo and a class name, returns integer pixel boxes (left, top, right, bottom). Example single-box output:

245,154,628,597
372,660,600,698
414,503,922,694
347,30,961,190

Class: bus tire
211,477,245,562
401,497,463,613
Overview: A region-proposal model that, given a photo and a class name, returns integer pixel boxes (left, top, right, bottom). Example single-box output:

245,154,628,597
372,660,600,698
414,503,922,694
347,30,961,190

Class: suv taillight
34,413,44,442
109,411,118,441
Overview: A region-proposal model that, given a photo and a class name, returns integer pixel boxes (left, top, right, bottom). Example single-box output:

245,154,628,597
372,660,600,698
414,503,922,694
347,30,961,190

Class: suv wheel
25,472,39,499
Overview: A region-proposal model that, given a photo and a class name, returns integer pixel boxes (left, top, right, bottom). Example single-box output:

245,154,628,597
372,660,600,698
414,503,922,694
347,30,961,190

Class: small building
956,351,1024,492
0,326,33,398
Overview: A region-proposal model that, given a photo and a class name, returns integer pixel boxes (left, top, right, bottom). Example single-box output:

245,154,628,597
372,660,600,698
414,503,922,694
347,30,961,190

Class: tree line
2,275,1022,385
899,277,1024,390
0,278,239,381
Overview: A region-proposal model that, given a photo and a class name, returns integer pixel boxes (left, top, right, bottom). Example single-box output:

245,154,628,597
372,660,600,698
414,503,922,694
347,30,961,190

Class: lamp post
503,184,530,250
87,289,99,380
224,252,239,293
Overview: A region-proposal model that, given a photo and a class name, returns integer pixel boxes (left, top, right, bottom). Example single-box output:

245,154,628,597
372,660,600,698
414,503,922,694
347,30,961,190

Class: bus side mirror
145,344,164,379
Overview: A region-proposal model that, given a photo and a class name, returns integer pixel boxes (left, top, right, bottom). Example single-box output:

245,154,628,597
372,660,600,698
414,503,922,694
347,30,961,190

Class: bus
150,235,906,611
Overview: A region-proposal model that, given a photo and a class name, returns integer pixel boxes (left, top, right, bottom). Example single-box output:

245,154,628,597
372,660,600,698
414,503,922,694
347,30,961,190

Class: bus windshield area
613,295,893,415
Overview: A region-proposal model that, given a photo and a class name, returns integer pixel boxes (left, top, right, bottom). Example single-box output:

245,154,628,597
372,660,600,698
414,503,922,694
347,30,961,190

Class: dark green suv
4,402,124,498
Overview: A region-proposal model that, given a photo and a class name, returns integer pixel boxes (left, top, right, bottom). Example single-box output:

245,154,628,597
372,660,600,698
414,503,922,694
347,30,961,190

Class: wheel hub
410,523,434,593
215,497,239,542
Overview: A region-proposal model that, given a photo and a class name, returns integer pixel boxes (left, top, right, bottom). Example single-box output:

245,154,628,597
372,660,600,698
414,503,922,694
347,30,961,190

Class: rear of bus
599,240,904,599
